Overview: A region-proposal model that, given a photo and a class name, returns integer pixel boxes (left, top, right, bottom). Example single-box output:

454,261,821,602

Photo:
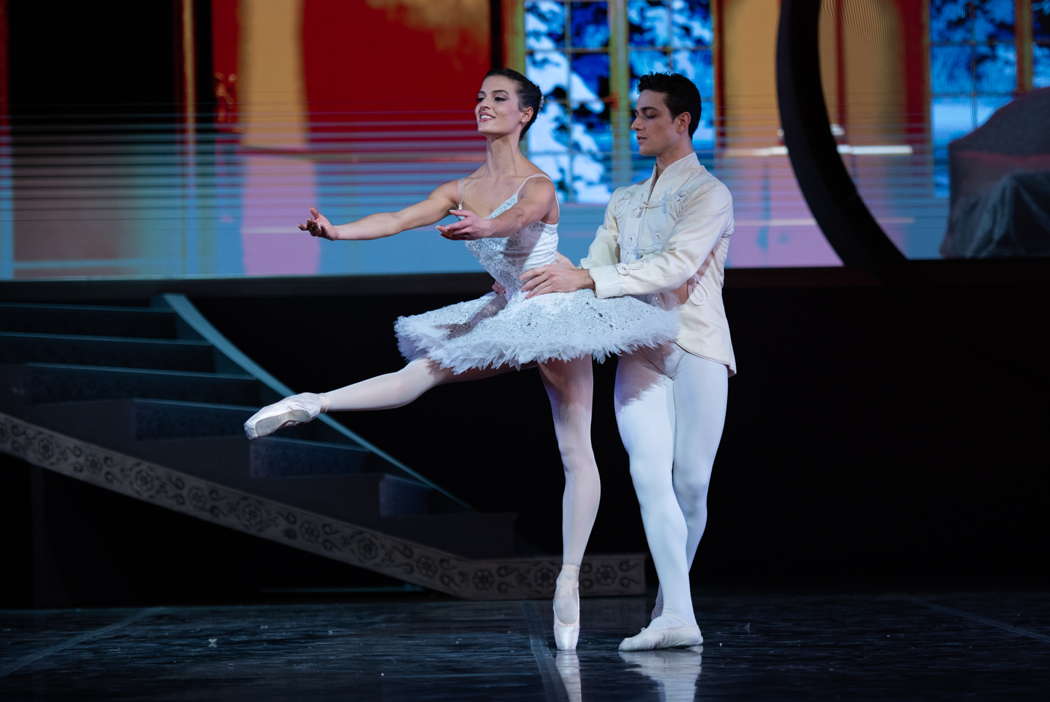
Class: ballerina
243,68,678,650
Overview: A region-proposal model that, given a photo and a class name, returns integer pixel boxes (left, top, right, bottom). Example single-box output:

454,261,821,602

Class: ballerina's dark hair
484,68,543,136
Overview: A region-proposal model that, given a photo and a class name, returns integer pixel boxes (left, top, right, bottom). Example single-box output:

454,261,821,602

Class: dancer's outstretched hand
299,208,338,240
438,210,494,240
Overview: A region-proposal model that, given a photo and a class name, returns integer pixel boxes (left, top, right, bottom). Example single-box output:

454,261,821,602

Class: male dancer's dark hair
484,68,543,136
637,73,702,137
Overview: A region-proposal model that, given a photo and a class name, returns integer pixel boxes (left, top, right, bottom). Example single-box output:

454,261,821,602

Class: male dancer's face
630,90,688,158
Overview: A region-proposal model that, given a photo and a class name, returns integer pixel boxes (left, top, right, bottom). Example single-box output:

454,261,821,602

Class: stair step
11,396,470,515
2,363,265,406
5,397,345,448
0,303,184,339
0,332,217,372
10,398,138,444
249,436,370,478
131,399,340,442
126,435,437,521
379,512,518,558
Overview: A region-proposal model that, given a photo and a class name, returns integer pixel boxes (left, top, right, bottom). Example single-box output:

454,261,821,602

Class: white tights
319,357,600,568
614,345,728,628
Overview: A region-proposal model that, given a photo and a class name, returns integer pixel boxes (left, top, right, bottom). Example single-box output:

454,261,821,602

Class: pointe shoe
243,393,327,440
618,616,702,652
553,566,580,651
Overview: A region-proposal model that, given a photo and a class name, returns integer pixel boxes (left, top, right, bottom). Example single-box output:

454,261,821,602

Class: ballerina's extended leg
244,359,503,439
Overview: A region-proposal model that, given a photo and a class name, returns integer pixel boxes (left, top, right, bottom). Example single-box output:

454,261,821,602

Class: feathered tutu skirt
395,289,678,373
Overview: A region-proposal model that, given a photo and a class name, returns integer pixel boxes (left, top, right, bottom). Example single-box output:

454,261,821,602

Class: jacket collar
644,152,703,201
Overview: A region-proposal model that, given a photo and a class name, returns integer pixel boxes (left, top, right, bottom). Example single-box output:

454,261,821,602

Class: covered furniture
940,88,1050,258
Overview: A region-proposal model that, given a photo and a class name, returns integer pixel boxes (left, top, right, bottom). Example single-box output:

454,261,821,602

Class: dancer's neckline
458,174,555,221
457,191,517,220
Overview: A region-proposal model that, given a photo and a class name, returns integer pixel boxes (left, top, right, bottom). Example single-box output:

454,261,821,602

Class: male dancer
520,73,735,651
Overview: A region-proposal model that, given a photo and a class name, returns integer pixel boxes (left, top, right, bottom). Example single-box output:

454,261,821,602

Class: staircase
0,296,645,600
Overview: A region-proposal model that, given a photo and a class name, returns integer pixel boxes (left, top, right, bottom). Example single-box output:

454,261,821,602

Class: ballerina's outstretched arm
300,180,461,241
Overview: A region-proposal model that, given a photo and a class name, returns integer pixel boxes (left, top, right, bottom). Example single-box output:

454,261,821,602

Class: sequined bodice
465,193,558,296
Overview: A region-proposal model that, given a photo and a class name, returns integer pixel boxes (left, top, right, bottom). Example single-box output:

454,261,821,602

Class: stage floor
2,590,1049,700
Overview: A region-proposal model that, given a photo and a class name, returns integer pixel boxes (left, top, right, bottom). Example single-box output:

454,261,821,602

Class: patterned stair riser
0,413,646,600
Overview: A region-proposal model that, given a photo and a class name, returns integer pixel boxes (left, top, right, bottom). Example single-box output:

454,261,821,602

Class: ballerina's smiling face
476,75,534,138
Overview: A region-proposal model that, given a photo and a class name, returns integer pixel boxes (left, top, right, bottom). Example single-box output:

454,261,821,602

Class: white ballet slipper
553,565,580,651
243,392,328,440
618,615,703,652
618,647,704,669
651,589,664,621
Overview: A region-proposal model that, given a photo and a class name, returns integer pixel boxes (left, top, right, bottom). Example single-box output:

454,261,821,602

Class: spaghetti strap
457,178,465,209
514,173,553,197
515,173,560,223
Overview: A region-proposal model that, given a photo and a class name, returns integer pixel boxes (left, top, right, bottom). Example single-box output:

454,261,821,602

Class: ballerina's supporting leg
244,358,507,438
538,356,601,651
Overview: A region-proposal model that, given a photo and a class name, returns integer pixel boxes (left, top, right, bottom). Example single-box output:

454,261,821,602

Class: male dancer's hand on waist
520,259,595,298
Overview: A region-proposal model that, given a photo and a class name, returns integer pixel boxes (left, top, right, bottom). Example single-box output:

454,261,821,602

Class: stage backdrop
1,0,1047,279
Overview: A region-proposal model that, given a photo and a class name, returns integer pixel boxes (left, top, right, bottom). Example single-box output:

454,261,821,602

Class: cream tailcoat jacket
581,152,736,375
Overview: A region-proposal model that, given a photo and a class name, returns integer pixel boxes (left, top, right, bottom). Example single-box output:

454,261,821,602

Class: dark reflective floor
2,590,1049,700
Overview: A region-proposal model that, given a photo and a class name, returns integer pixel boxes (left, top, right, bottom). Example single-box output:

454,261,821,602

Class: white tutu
395,289,678,374
394,179,679,374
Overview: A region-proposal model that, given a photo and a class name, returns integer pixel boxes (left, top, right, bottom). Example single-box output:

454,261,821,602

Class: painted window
929,0,1017,193
524,0,715,201
625,0,714,182
525,0,614,203
1036,1,1050,87
929,0,1047,194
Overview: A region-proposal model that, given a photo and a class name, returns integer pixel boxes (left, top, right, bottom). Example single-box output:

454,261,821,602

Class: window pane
670,49,714,96
572,103,612,153
974,43,1016,92
527,51,570,100
972,0,1014,42
571,150,613,203
531,152,572,200
671,0,712,48
692,104,715,150
629,50,671,96
526,51,572,161
525,0,566,50
930,0,972,42
1034,1,1050,42
974,94,1013,125
528,100,571,153
931,96,975,148
628,0,671,47
931,45,973,94
570,1,610,49
1034,44,1050,88
569,53,610,108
